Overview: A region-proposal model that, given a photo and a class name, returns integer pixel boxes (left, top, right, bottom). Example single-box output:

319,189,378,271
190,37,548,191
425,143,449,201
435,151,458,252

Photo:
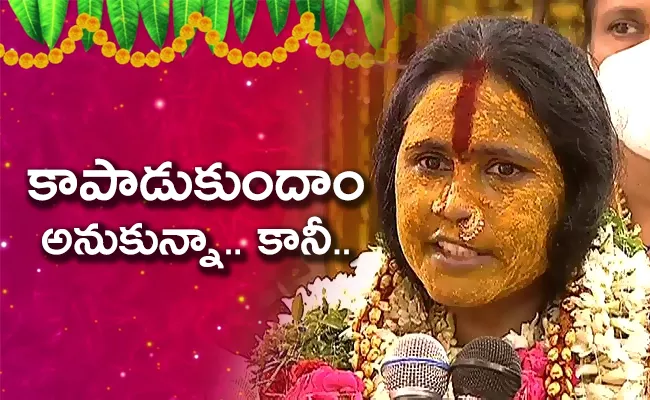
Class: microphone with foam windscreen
450,336,522,399
380,333,450,399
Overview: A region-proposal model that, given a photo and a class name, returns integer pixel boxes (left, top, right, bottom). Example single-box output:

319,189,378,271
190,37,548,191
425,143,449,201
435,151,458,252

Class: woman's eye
486,162,521,178
417,155,451,172
609,21,642,36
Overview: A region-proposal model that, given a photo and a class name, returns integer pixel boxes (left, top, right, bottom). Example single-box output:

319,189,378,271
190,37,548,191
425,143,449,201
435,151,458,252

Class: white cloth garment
596,39,650,159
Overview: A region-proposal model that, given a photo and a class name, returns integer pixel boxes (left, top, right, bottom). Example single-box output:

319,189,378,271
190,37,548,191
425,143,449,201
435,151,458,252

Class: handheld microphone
450,336,522,400
380,333,451,400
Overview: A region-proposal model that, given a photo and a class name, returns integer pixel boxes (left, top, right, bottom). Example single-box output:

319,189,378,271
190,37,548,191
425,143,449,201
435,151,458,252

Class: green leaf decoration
8,0,44,43
324,0,349,38
37,0,69,49
388,0,415,26
173,0,202,54
78,0,103,51
232,0,257,42
296,0,322,30
204,0,230,50
106,0,139,51
266,0,290,35
291,293,304,323
138,0,169,49
353,0,385,49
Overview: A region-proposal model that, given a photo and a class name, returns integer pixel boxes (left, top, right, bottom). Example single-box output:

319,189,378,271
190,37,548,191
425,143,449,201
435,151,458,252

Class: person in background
584,0,650,250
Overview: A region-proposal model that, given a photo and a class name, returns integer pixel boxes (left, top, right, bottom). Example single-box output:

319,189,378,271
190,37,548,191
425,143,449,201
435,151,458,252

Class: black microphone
380,333,451,399
450,336,522,400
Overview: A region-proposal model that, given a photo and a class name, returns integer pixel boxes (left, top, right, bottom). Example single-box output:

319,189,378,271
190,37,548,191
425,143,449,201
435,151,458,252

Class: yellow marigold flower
48,48,63,64
213,42,229,58
172,37,188,53
19,53,34,69
130,51,145,68
345,52,360,69
258,51,272,68
3,49,18,65
292,24,308,40
68,25,83,41
374,48,389,64
284,37,299,53
227,49,243,64
145,51,161,67
101,42,117,57
272,47,287,63
86,16,101,32
307,31,322,47
179,25,195,40
300,12,315,26
386,38,399,55
205,30,221,45
93,29,109,45
243,51,257,68
0,44,5,58
160,47,176,63
34,52,49,69
60,38,76,54
188,12,202,27
315,43,331,59
198,17,212,33
329,49,345,66
76,13,90,28
360,52,375,69
115,49,130,65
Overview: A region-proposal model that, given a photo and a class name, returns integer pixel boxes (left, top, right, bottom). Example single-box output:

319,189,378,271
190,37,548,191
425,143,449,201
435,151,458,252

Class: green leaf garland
266,0,290,36
77,0,103,51
138,0,169,49
232,0,257,43
353,0,385,49
204,0,230,50
324,0,349,38
389,0,415,26
173,0,203,54
37,0,69,49
106,0,139,51
8,0,44,43
296,0,322,30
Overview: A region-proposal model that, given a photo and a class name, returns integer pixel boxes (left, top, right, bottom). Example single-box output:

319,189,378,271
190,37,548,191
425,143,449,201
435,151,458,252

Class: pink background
0,3,365,398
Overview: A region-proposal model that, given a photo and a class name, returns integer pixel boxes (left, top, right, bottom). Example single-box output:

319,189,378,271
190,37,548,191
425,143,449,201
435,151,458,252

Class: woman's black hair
583,0,594,48
373,17,618,305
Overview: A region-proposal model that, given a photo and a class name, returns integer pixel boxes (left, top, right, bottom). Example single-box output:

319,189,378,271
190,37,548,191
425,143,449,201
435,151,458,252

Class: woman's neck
621,146,650,246
448,280,545,346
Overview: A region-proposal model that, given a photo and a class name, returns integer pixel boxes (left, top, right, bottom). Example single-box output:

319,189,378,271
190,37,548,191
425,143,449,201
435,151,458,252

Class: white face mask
596,39,650,159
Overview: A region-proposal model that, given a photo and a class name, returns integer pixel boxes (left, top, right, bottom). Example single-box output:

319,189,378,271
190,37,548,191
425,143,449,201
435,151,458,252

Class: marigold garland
1,11,418,70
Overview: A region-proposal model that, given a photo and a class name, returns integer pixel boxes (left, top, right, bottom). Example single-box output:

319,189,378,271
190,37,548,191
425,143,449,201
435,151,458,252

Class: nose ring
431,185,451,214
459,207,485,242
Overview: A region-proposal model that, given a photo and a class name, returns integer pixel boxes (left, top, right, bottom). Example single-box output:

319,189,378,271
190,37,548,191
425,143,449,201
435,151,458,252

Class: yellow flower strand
0,11,419,70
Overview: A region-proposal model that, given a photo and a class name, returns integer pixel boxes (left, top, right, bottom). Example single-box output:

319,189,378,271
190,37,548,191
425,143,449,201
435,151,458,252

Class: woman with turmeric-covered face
375,17,617,346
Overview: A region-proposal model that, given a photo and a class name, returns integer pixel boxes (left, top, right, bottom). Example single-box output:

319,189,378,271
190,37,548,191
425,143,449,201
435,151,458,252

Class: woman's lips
431,240,495,269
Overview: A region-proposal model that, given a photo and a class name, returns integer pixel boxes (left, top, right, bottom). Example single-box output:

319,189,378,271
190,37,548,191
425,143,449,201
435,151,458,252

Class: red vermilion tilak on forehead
451,59,488,157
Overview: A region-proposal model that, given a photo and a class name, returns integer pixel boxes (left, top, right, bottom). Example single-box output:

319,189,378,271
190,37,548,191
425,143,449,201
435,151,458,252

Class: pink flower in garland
514,342,548,400
286,365,365,400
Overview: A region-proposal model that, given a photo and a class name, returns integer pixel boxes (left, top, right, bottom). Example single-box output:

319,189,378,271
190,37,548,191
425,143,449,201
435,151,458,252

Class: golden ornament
307,31,322,46
205,30,221,45
101,42,117,58
93,30,109,46
130,51,146,68
272,47,287,63
198,17,213,33
179,25,195,40
86,17,101,33
19,53,34,69
258,51,272,68
329,49,345,66
115,49,130,65
188,12,202,27
243,51,258,68
284,37,300,53
68,25,84,41
315,43,331,59
160,47,176,63
34,52,49,69
213,42,229,58
60,38,76,54
227,49,243,64
145,51,161,67
345,52,361,69
172,38,188,53
48,48,63,64
76,13,91,28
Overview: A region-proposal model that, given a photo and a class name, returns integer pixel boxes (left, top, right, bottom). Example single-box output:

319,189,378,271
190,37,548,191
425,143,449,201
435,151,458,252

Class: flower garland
248,208,650,399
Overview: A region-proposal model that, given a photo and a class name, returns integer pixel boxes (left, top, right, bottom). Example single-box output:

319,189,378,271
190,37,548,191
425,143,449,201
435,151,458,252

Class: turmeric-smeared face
395,70,564,307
